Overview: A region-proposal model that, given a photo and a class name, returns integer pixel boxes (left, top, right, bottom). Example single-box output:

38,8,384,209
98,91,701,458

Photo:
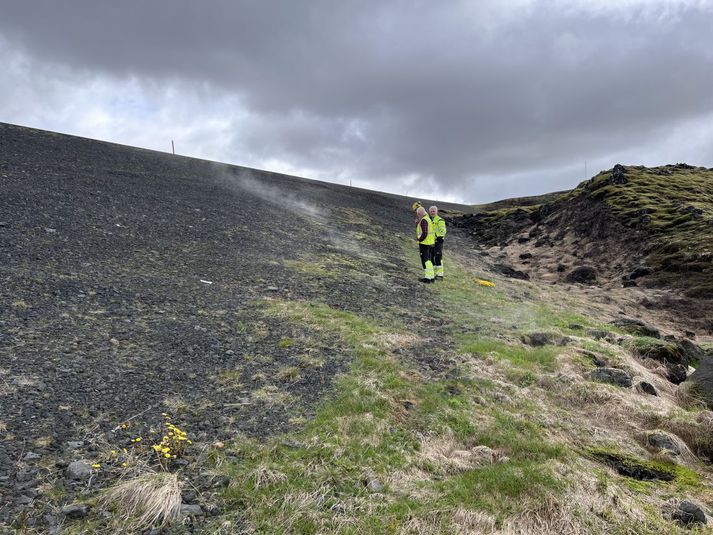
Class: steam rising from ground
228,168,330,224
214,166,373,259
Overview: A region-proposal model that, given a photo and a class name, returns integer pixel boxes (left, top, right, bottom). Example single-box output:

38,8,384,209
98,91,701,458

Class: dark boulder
565,266,597,284
632,338,689,384
521,332,570,347
519,252,533,260
666,364,689,385
627,266,653,280
590,368,632,388
609,164,628,185
671,500,708,526
678,339,705,365
646,432,681,456
610,318,660,338
493,264,530,280
637,381,658,396
592,451,673,481
622,279,638,288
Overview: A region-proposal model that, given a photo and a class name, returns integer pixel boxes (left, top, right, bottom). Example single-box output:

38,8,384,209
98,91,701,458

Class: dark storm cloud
1,1,712,202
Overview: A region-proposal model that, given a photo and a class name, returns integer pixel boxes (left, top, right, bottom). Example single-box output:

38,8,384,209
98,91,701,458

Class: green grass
277,337,295,349
209,298,570,532
436,459,564,516
458,335,559,371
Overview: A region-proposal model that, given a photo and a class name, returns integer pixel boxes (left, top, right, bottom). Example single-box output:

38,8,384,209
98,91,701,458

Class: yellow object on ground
476,279,495,287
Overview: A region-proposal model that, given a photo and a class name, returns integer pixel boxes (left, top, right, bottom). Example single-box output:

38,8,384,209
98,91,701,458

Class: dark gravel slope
0,123,467,522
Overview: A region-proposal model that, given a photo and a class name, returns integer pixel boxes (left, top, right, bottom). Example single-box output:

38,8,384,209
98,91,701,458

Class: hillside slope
454,164,713,333
1,124,712,533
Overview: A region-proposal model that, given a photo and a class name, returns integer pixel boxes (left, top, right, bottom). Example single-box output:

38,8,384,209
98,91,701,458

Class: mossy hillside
460,164,712,298
575,165,713,297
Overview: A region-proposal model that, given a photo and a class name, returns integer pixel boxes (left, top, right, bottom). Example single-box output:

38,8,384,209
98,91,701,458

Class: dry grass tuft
102,472,182,531
452,508,498,533
250,464,288,489
272,486,331,533
637,429,698,463
655,410,713,461
501,496,589,534
251,385,293,406
162,396,190,414
418,434,508,474
674,383,709,410
0,421,6,433
382,332,421,351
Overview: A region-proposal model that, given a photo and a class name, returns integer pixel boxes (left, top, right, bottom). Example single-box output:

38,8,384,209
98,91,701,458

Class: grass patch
436,459,563,517
278,337,295,349
458,336,558,371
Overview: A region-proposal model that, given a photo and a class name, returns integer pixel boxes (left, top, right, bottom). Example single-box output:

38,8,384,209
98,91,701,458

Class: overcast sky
1,1,712,203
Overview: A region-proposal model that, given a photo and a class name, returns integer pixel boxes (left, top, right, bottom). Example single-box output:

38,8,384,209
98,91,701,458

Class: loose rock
66,461,91,481
61,504,89,519
565,266,597,284
646,432,681,455
610,318,660,338
589,368,632,388
637,381,658,396
671,500,708,526
181,504,204,516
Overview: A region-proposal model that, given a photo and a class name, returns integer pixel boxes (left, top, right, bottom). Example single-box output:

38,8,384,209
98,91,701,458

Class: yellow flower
111,450,117,455
164,453,171,458
92,463,101,469
121,462,128,467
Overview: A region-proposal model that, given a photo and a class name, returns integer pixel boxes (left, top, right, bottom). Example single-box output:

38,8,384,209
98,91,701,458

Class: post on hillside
172,140,175,155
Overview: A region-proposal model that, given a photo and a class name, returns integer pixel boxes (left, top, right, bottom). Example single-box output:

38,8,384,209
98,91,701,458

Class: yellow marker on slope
476,279,495,287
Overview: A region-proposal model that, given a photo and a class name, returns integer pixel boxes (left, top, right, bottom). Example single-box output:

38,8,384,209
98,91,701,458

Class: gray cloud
1,0,712,202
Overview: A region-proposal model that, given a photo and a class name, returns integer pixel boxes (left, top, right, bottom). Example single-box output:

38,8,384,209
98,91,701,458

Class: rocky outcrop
610,318,660,338
680,353,713,410
565,266,597,284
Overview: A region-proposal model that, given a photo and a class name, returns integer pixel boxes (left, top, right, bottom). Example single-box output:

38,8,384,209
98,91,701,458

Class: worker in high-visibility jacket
429,205,446,279
415,206,436,283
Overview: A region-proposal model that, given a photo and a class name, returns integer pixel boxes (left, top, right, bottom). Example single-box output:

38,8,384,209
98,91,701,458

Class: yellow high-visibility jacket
417,215,435,245
432,215,447,238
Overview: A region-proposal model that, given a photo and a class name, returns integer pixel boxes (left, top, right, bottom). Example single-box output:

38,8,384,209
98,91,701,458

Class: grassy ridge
578,165,713,297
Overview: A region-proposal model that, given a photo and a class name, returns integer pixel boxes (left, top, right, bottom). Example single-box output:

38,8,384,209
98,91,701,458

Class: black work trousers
419,243,433,268
433,237,444,266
